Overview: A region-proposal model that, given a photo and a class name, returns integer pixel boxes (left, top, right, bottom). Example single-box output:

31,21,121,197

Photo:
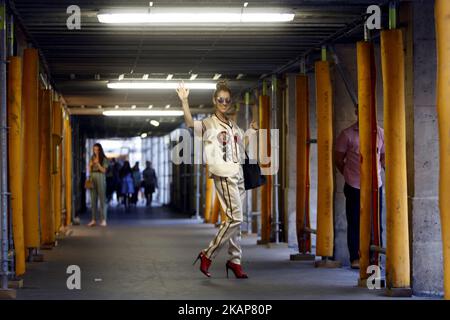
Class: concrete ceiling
11,0,386,138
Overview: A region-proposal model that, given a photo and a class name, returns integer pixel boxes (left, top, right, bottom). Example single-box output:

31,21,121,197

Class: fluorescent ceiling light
236,73,245,80
165,104,171,109
140,133,148,138
103,110,184,116
143,74,149,80
97,8,295,24
213,73,222,80
131,105,136,109
190,74,198,80
115,105,119,109
148,105,153,109
166,74,173,80
118,74,125,80
107,81,216,90
150,120,160,127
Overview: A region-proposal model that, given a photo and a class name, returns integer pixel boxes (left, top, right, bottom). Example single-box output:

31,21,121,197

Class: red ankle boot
193,252,212,277
226,261,248,279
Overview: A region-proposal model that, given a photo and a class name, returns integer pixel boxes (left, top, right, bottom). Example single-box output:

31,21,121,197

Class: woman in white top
177,80,258,279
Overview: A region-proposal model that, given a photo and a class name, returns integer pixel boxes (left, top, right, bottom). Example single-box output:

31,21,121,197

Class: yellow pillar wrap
315,61,334,257
357,41,377,279
295,74,311,253
8,56,26,276
64,117,73,226
39,89,54,245
259,95,272,243
204,165,214,223
22,48,40,248
211,193,220,225
52,101,63,233
381,29,411,289
435,0,450,299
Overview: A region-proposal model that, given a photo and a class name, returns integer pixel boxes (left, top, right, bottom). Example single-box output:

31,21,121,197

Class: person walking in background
88,143,109,227
143,161,158,207
335,106,385,269
131,162,141,205
120,161,134,209
106,158,117,204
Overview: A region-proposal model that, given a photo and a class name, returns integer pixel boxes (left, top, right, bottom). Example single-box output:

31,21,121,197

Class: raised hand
176,82,190,101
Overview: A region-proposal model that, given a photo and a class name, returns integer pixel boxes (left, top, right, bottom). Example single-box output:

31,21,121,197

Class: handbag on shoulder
242,151,267,190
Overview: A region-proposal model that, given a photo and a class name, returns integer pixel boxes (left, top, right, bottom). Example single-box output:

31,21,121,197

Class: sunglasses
216,97,231,105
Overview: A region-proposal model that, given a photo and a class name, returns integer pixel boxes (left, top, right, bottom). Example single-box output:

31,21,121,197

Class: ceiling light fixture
140,132,148,138
107,81,216,90
118,74,125,80
213,73,222,80
131,105,137,109
143,74,149,80
115,105,120,109
165,104,171,109
150,120,160,127
97,8,295,24
190,74,198,80
103,110,184,116
166,74,173,80
148,105,153,109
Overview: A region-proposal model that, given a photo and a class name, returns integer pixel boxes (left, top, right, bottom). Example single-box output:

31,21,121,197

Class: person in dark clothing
131,162,141,205
142,161,158,207
120,161,134,209
106,158,117,203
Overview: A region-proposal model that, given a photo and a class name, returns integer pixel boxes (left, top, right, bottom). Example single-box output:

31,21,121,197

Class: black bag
242,152,267,190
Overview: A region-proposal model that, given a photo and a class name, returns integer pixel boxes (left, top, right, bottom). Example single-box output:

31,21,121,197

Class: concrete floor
15,206,428,300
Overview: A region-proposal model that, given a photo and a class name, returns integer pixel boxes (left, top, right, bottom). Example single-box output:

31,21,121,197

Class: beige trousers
203,167,245,264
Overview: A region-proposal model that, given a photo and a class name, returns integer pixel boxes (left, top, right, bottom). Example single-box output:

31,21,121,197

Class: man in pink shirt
335,107,385,269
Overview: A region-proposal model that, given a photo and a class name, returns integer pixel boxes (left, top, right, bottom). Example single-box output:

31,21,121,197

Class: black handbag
242,151,267,190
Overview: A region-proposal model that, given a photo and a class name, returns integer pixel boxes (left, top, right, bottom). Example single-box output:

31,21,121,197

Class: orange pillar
211,193,220,225
381,29,411,294
52,100,63,233
64,116,73,226
315,60,334,259
357,41,378,281
22,48,41,249
7,56,26,276
436,0,450,300
204,165,214,223
295,74,312,254
39,89,54,245
259,94,272,244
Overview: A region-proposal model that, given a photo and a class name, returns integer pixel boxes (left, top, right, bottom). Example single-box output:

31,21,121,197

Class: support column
204,165,213,223
381,28,412,296
39,89,54,246
64,115,73,226
314,59,340,267
7,56,25,277
357,41,378,284
435,0,450,300
22,48,41,252
211,193,220,225
259,84,272,244
52,100,63,234
291,74,314,261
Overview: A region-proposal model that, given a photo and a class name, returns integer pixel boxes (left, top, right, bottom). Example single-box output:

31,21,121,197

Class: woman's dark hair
93,143,107,164
213,79,231,99
120,161,132,178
